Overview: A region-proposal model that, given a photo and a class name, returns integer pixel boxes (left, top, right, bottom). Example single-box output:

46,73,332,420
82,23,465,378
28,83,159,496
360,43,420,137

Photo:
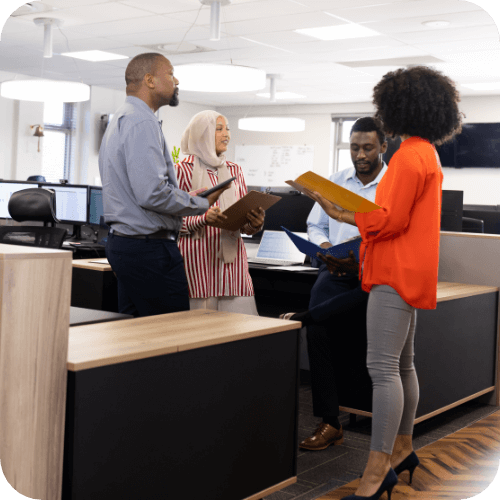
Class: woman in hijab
175,110,265,315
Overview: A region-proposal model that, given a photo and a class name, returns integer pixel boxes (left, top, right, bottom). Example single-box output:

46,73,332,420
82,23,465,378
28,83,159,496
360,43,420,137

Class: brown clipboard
214,191,281,232
286,171,381,213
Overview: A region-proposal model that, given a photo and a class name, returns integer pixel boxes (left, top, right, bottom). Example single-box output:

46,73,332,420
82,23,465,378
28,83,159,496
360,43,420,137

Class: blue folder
282,226,361,260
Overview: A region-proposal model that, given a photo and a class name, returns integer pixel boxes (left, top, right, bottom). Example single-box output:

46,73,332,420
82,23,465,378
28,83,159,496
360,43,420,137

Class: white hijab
181,110,239,263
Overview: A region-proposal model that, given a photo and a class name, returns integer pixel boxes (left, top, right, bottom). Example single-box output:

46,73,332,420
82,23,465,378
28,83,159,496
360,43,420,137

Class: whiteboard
235,145,314,186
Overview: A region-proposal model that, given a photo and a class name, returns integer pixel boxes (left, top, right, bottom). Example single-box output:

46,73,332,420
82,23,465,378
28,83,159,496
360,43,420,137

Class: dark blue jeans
106,233,189,317
307,264,369,417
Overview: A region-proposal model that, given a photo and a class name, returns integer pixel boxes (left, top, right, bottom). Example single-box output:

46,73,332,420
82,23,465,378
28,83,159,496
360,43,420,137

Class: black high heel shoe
341,468,398,500
394,451,420,485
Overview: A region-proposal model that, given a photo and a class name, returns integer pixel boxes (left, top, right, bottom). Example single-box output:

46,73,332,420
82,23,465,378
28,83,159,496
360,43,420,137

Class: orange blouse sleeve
355,146,427,242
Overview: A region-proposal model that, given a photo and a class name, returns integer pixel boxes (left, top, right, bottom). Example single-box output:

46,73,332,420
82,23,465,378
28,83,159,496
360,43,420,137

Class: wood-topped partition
0,244,72,500
438,232,500,405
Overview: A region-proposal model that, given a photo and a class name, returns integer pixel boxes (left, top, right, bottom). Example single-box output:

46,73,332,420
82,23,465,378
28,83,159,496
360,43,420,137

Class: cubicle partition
438,232,500,406
0,244,72,500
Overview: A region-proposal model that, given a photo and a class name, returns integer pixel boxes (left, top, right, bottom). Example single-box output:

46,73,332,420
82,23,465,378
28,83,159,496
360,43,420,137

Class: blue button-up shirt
99,96,209,235
307,164,388,246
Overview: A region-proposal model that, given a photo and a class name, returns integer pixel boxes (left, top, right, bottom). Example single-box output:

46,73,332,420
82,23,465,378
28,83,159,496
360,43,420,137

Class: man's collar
126,95,157,117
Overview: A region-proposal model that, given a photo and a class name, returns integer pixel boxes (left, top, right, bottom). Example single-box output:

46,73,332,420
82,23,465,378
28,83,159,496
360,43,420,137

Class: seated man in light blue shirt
282,117,388,451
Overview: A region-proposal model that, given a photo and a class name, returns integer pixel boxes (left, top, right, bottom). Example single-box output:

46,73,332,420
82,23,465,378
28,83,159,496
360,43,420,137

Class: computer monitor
0,180,35,218
441,190,463,232
260,192,315,235
88,187,103,225
40,184,88,224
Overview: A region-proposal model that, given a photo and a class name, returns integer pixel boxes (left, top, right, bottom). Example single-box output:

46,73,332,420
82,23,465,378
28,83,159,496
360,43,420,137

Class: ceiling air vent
339,56,444,68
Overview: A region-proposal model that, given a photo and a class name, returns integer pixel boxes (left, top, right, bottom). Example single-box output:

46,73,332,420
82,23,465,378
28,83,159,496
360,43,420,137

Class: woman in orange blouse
308,66,462,500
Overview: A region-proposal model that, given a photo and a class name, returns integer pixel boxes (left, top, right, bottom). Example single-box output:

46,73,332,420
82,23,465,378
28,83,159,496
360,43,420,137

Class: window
331,116,367,174
42,102,77,183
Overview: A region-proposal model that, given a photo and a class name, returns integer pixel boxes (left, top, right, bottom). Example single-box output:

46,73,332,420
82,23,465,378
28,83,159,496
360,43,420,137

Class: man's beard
355,157,379,175
169,89,179,107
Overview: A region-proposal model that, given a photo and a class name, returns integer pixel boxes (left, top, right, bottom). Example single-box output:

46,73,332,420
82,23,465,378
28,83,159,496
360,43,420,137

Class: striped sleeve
175,158,208,235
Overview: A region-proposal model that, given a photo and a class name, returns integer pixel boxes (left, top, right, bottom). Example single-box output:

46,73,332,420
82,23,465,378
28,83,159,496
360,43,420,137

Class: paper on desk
214,190,281,232
285,171,380,213
282,227,361,260
89,258,109,264
273,265,318,271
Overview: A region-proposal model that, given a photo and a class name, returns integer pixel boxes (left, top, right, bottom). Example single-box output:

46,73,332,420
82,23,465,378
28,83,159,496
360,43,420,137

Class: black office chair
0,188,67,248
27,175,46,182
462,216,484,233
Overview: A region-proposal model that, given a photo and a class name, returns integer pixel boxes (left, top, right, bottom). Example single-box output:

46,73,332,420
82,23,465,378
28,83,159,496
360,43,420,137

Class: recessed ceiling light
256,92,305,99
295,24,380,41
61,50,129,62
462,82,500,91
422,20,451,28
238,117,305,132
175,64,266,92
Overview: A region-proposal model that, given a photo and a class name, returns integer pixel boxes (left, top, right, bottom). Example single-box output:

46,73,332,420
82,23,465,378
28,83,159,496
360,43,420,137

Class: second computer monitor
41,184,88,224
88,187,104,225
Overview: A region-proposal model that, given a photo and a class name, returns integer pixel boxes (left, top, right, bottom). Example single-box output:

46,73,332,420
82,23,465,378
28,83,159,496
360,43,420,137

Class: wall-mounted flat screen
455,123,500,168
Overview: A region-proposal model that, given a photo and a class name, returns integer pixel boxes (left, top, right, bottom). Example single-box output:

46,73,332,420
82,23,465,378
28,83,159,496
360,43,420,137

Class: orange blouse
355,137,443,309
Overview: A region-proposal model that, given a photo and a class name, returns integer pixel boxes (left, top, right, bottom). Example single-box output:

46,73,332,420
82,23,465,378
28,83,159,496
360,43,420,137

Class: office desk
71,259,118,312
70,261,499,423
63,310,301,500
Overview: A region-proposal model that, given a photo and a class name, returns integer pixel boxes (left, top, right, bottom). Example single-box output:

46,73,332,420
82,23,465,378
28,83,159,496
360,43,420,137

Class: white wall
220,96,500,205
3,83,500,205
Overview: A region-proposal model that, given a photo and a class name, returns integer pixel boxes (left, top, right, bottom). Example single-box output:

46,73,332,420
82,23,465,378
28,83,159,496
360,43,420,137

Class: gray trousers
367,285,418,455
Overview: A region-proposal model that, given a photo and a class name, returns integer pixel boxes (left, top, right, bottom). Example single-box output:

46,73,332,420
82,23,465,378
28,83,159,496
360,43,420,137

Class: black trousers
106,233,189,317
307,264,369,417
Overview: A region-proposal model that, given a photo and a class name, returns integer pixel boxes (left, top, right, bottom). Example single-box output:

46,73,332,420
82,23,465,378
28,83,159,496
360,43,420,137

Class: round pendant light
238,117,305,132
1,79,91,103
175,64,266,92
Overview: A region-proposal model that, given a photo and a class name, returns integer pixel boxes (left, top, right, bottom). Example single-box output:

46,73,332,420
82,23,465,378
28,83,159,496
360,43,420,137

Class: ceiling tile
223,11,343,37
335,0,483,24
70,15,190,38
391,24,499,45
118,0,209,14
18,2,156,27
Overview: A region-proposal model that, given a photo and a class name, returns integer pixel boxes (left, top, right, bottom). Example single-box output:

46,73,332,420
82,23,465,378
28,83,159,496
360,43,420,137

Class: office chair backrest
8,188,59,224
27,175,46,182
0,226,67,249
2,188,67,249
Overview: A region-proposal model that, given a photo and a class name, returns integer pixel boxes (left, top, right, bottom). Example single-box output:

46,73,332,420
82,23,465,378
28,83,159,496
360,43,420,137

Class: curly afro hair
372,66,462,145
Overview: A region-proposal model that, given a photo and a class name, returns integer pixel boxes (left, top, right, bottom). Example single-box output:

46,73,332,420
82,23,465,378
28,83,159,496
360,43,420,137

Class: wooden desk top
72,258,111,271
0,243,71,260
67,309,301,372
436,282,498,302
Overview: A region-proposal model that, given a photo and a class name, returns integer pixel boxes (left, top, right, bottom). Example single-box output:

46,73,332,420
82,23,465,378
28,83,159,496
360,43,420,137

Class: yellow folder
286,171,381,213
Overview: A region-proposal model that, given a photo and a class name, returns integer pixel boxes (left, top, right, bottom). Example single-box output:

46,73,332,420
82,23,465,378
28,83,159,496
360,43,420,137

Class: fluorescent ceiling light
1,80,90,102
422,20,451,28
462,82,500,90
238,117,305,132
61,50,129,62
175,64,266,92
257,92,305,99
295,24,380,41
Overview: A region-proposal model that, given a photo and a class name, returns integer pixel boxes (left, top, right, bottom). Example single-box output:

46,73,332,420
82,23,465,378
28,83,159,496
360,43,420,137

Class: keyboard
248,258,301,266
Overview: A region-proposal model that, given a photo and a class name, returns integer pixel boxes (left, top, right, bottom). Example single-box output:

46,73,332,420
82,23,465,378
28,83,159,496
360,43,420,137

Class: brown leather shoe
299,423,344,450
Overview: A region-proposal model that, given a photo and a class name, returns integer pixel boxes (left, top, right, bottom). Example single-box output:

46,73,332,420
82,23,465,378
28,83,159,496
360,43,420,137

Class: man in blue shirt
286,117,388,450
99,53,229,317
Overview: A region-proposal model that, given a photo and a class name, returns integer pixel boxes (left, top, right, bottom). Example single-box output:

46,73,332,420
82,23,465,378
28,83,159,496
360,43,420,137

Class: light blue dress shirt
307,163,388,247
99,96,209,235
